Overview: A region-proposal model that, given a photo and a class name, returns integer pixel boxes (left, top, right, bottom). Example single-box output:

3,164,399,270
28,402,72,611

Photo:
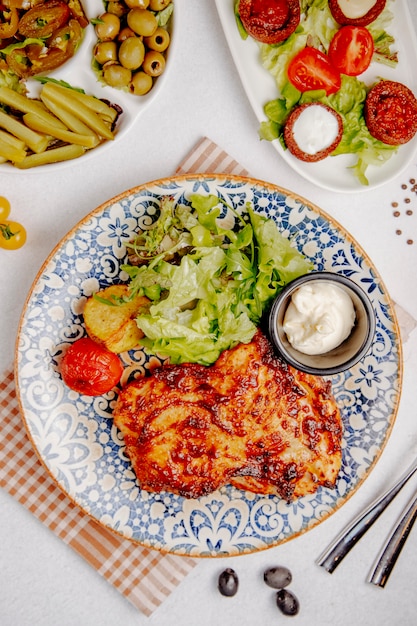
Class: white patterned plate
2,0,177,173
215,0,417,192
15,174,401,556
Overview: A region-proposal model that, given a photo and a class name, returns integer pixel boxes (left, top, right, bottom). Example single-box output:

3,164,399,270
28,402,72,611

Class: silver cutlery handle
368,491,417,588
317,459,417,573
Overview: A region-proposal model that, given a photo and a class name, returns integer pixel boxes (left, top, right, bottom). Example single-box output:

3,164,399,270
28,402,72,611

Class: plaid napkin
1,137,415,615
0,137,248,617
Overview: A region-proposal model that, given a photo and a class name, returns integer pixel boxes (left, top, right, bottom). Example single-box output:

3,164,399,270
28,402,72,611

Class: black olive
263,565,292,589
218,568,239,597
276,588,300,616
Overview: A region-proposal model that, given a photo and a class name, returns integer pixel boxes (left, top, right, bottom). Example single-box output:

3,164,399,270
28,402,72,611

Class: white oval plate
214,0,417,193
2,0,177,173
15,174,401,556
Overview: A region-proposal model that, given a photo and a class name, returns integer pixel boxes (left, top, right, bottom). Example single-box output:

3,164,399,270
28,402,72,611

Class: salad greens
240,0,399,185
121,194,312,365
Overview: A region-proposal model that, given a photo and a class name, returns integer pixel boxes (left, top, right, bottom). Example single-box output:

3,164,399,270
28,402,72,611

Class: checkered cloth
0,137,248,616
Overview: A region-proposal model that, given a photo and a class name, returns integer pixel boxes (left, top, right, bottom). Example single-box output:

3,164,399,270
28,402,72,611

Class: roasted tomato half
329,25,374,76
238,0,300,44
287,47,341,95
365,80,417,145
328,0,386,27
61,337,124,396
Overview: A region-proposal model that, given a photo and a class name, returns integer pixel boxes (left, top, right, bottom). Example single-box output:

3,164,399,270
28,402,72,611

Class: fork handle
317,459,417,573
367,492,417,588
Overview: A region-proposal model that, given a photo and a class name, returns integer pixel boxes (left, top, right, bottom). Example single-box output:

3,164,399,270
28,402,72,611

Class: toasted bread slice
84,284,149,353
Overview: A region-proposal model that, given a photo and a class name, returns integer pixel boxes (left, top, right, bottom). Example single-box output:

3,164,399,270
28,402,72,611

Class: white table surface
1,2,417,624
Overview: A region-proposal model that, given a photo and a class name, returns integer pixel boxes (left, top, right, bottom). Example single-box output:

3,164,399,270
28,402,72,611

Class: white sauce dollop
292,106,339,155
283,283,356,355
337,0,377,20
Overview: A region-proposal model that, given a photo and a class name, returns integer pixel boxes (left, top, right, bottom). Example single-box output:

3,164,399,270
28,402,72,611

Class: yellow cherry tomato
0,220,27,250
0,196,11,220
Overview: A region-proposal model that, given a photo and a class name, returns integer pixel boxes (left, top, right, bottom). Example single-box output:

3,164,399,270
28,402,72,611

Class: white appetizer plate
215,0,417,193
15,174,402,556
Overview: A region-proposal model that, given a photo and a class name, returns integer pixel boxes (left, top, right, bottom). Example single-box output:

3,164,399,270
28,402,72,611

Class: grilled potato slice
84,284,149,353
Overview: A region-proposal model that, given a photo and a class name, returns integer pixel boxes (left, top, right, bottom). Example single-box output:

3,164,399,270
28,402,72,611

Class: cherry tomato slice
17,0,71,39
61,337,124,396
0,220,26,250
0,196,11,220
328,26,374,76
287,47,341,95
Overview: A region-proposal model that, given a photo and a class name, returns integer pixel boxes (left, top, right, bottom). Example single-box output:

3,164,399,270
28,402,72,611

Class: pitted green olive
103,63,132,87
127,8,158,36
95,12,121,41
144,27,170,52
142,50,165,76
129,71,153,95
118,36,145,70
94,41,118,65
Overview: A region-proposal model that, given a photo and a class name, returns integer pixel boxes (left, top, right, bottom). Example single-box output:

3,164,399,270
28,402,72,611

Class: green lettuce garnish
122,194,312,365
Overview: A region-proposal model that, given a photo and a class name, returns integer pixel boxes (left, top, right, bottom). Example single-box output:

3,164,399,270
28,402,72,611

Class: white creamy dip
337,0,377,20
292,106,340,155
283,282,356,355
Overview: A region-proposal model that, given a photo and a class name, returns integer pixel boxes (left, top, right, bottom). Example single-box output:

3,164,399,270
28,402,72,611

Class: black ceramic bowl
268,271,376,376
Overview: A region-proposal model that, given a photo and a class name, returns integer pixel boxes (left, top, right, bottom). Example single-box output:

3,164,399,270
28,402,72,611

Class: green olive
144,27,170,52
118,36,145,70
94,41,118,65
149,0,171,10
118,26,136,42
106,1,127,17
130,71,153,95
127,8,158,37
125,0,150,8
103,63,132,87
142,50,165,76
95,12,120,41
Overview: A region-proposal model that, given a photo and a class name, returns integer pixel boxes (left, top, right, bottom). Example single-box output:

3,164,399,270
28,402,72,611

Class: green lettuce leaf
121,194,312,365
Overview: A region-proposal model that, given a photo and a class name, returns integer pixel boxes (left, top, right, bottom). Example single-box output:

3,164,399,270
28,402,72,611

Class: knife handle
368,491,417,588
317,458,417,573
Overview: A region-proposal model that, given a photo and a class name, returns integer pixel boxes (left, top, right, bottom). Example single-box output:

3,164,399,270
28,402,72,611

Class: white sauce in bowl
282,282,356,355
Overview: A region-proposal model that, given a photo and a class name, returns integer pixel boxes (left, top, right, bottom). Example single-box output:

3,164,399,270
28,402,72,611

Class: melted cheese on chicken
113,331,343,500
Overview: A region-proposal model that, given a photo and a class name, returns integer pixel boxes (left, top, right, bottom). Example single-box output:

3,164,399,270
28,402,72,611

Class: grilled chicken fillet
113,330,342,500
